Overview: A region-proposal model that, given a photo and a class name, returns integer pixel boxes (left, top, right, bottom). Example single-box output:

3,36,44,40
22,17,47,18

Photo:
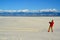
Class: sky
0,0,60,10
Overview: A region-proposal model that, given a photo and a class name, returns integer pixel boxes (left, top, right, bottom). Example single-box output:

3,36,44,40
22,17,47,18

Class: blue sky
0,0,60,10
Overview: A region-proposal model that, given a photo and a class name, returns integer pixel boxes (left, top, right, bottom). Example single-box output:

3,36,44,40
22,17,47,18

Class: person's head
52,20,54,22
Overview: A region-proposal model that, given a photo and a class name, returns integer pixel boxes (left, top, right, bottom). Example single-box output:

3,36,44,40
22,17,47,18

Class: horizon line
0,9,59,12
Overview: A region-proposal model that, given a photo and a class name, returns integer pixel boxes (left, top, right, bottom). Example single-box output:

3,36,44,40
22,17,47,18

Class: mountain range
0,9,60,16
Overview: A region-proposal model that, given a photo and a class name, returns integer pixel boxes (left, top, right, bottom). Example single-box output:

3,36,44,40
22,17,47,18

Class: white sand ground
0,17,60,40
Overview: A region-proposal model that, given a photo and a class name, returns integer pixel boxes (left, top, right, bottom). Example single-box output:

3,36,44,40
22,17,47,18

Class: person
48,20,54,32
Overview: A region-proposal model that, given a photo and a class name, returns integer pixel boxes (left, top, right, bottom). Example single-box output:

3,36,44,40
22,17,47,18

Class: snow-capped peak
0,9,59,13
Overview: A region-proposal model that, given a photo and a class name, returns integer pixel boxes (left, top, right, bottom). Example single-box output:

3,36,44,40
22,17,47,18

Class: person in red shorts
48,20,54,32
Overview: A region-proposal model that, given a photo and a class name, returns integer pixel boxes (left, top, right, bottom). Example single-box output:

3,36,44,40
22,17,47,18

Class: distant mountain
0,12,60,16
0,9,60,16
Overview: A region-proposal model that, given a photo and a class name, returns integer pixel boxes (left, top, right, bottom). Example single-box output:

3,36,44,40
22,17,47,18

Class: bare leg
51,27,53,32
48,26,50,32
